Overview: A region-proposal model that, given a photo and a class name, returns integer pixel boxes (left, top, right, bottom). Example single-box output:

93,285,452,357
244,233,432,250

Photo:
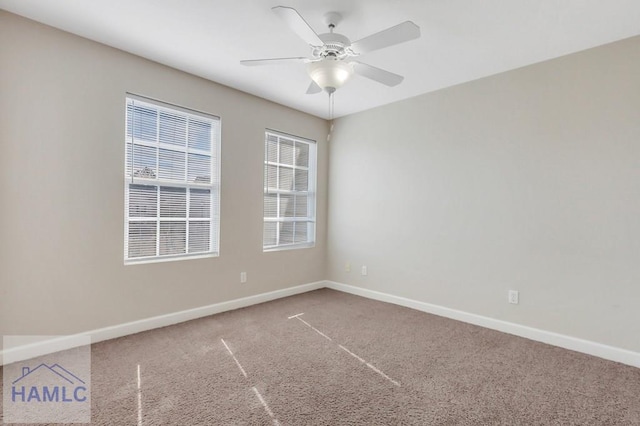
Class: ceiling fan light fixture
307,58,354,93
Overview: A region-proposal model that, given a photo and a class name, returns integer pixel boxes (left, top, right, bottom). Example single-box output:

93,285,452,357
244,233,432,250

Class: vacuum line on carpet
221,338,248,378
137,364,142,426
296,317,333,341
220,338,281,425
338,344,366,363
252,386,282,426
365,362,401,387
291,315,401,387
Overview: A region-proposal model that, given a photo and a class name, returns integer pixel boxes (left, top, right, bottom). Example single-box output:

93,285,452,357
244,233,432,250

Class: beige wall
327,36,640,352
0,11,329,338
2,9,639,356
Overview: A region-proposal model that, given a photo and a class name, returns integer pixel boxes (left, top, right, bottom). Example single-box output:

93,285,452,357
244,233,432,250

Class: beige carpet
2,288,640,425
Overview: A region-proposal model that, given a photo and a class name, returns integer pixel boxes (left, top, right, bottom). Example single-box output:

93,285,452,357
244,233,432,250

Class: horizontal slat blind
263,130,316,250
124,95,220,263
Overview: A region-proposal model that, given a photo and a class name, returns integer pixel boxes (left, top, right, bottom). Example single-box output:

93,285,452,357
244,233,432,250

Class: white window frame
263,129,317,252
124,94,221,264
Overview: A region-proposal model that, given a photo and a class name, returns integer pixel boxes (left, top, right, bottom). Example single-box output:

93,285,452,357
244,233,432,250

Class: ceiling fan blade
306,81,322,94
352,61,404,86
240,57,309,66
272,6,324,47
351,21,420,54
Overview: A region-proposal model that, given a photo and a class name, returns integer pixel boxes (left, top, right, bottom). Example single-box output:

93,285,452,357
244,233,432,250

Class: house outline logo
11,363,88,403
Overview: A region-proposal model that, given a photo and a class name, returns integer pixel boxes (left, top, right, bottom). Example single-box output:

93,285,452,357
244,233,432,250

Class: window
124,95,220,263
263,130,317,251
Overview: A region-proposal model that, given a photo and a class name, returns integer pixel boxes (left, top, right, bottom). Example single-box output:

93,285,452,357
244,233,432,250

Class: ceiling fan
241,6,421,95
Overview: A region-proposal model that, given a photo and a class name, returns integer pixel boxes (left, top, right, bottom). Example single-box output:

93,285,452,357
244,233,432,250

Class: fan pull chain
329,91,334,120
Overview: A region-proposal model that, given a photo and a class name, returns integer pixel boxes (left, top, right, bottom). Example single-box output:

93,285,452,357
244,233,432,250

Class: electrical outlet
345,262,351,272
240,272,247,283
361,265,368,276
508,290,519,304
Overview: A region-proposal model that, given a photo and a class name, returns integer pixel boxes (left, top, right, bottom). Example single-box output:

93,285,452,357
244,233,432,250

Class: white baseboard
1,281,325,366
5,280,639,370
325,281,640,369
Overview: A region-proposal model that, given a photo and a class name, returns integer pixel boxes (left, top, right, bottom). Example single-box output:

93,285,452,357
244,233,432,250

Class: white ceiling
2,0,640,119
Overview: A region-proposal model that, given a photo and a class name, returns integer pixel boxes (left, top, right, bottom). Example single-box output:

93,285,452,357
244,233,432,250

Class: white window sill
263,243,315,253
124,252,219,265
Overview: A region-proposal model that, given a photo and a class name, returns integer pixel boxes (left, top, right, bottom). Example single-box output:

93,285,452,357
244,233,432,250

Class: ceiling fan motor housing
314,32,352,60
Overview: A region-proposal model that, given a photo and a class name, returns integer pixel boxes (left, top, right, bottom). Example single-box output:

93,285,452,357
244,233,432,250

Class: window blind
124,95,220,263
263,130,316,250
